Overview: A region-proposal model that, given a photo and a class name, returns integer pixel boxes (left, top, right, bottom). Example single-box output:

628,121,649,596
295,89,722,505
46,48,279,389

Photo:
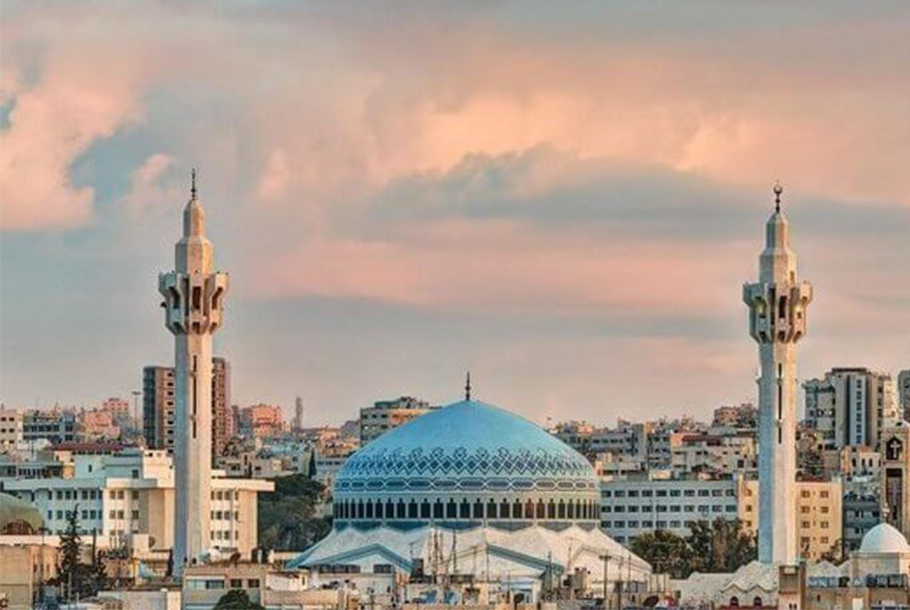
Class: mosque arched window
446,499,457,519
357,501,365,519
374,501,382,519
473,500,484,519
409,500,418,519
460,499,471,519
513,500,523,519
558,500,566,519
397,500,406,519
420,500,430,519
525,500,535,519
365,501,374,519
433,500,444,519
386,499,394,519
567,501,575,519
752,597,763,607
536,500,545,519
547,500,556,519
500,500,511,519
487,500,497,519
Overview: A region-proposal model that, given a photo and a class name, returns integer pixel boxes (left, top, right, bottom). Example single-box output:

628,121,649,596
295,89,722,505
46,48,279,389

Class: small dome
859,523,910,554
0,492,44,534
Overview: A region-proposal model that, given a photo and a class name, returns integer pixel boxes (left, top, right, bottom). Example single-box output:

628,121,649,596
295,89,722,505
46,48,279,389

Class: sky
1,1,908,426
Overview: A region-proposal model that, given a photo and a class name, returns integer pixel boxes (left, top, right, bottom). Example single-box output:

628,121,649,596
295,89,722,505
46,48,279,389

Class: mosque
289,397,656,602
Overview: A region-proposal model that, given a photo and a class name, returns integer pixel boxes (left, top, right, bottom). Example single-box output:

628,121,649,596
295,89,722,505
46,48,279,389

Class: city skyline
2,1,909,425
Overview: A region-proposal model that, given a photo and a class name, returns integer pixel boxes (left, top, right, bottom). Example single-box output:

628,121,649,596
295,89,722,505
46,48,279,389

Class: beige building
740,478,843,563
898,369,910,422
240,404,286,438
881,422,910,541
804,367,899,451
359,396,437,445
0,407,24,452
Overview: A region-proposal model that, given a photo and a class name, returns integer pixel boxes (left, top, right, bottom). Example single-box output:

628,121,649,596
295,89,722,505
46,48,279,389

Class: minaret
159,170,229,573
743,184,812,565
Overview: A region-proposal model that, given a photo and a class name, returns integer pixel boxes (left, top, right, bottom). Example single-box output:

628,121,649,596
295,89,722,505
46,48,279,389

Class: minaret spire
191,168,197,200
743,185,813,566
465,371,472,401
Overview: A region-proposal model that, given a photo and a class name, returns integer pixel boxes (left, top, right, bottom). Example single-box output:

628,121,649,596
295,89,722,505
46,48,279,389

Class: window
230,579,243,588
247,579,260,589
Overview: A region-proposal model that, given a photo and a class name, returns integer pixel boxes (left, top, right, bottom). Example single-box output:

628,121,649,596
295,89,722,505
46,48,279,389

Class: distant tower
294,396,304,432
743,184,812,565
159,171,229,573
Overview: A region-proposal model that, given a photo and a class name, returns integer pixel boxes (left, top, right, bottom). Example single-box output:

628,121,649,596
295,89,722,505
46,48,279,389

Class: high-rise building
239,404,285,438
158,173,229,572
294,396,304,432
143,366,176,452
898,369,910,422
743,184,813,565
212,357,232,456
804,368,899,451
144,359,230,458
22,408,77,444
0,407,24,452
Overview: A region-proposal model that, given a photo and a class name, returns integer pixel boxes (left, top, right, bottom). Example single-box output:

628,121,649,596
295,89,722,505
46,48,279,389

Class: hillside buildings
359,396,438,445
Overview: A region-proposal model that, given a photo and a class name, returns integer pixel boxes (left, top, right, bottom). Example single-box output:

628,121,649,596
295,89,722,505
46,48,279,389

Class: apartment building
359,396,437,445
0,408,24,452
22,409,77,444
2,448,272,555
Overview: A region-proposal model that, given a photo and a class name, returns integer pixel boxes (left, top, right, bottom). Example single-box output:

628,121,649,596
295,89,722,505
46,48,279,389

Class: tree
686,518,757,573
54,506,108,600
213,589,265,610
307,448,317,480
630,529,692,578
257,474,331,550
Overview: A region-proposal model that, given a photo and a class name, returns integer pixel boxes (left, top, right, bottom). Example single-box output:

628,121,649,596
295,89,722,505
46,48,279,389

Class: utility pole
600,554,610,609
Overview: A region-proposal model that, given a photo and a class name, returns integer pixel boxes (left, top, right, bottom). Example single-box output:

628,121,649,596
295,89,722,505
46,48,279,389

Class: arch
460,499,471,519
729,596,739,607
513,500,523,519
386,499,394,519
500,500,511,519
446,499,457,519
409,500,418,519
420,500,430,519
374,500,383,519
357,500,365,519
567,500,575,519
547,500,556,519
397,500,406,519
558,500,566,519
752,597,763,608
433,499,444,519
365,501,374,519
487,499,498,519
473,499,484,519
536,499,545,520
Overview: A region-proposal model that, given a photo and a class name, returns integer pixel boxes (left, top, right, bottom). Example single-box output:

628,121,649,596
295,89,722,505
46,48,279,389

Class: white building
1,448,271,555
599,476,746,545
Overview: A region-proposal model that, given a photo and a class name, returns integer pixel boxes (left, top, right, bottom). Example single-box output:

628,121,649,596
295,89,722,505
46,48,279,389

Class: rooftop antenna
773,180,783,213
465,371,472,401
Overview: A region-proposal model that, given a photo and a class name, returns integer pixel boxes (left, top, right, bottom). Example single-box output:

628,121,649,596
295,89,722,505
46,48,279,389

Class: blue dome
339,400,594,488
333,401,599,526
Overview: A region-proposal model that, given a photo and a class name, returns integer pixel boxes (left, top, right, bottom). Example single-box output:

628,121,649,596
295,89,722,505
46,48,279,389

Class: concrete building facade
0,408,24,452
743,185,812,565
359,396,437,445
804,367,899,451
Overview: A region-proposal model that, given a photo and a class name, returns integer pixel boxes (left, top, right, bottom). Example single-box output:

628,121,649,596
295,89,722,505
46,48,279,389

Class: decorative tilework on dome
335,400,596,495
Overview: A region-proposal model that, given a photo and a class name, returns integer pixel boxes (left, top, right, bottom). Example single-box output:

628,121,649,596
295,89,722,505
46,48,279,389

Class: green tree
213,589,265,610
630,529,691,578
54,506,108,600
257,474,331,550
686,518,757,573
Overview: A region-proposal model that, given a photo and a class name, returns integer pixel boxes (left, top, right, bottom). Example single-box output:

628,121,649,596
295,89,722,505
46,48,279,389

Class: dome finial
191,168,198,200
773,180,783,212
465,371,472,401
